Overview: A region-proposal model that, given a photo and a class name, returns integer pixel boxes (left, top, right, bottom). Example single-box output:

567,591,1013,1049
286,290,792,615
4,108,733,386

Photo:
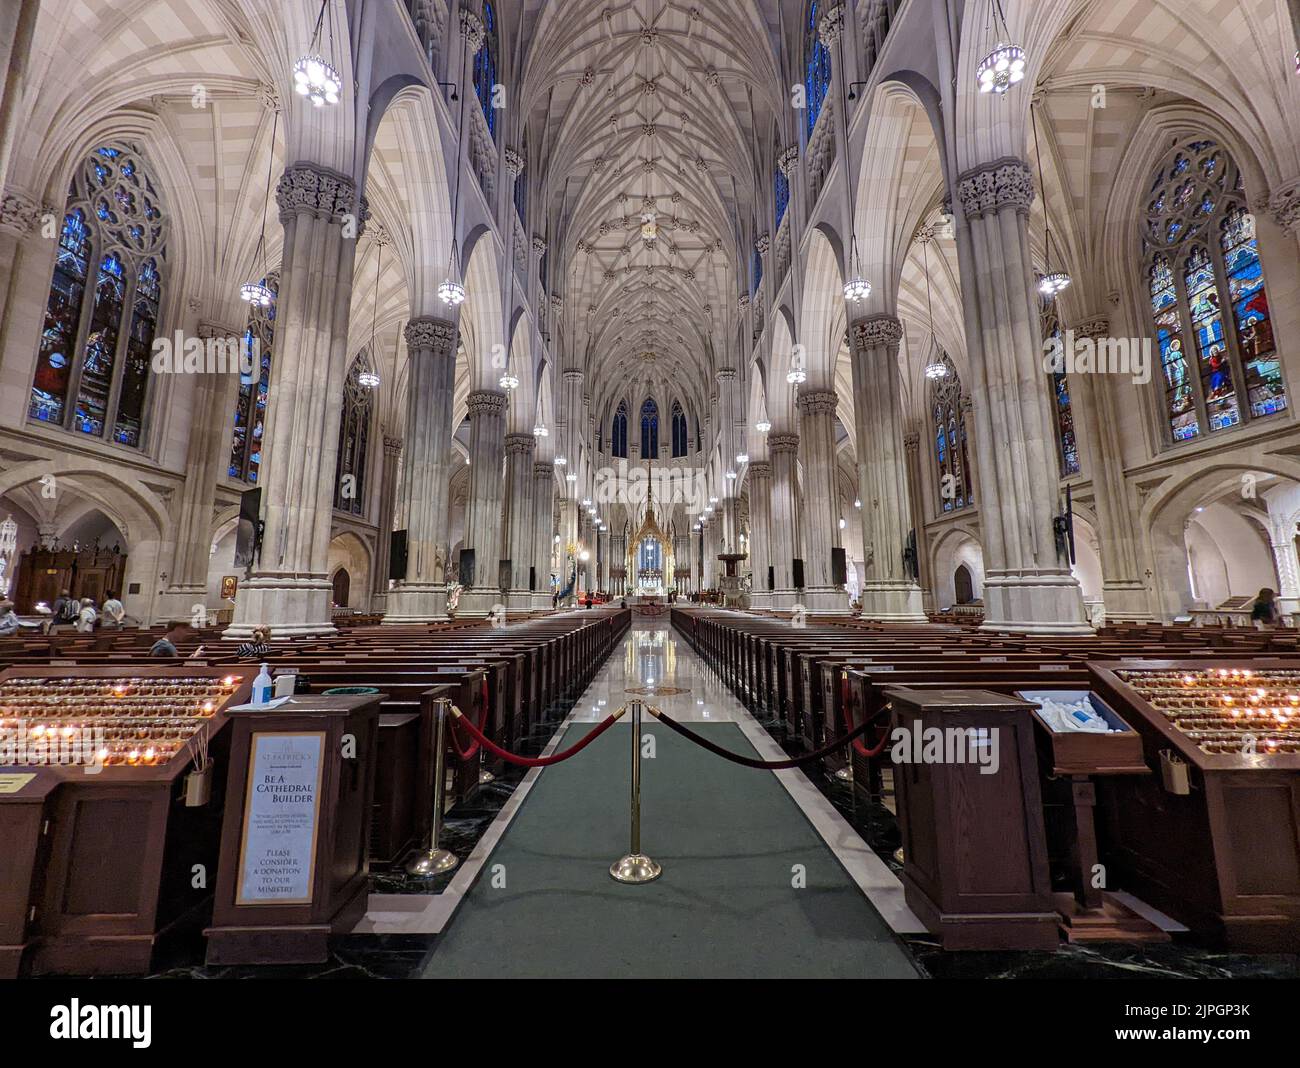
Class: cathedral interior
0,0,1298,1002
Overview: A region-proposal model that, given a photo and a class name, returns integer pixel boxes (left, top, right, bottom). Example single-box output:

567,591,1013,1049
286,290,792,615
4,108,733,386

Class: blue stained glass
474,1,499,138
805,2,832,135
775,167,789,227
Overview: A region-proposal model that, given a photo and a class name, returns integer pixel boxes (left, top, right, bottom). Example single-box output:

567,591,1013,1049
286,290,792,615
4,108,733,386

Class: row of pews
672,607,1300,951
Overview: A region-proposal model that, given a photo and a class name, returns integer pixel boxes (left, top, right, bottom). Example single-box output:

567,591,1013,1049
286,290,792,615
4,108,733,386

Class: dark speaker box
831,547,847,585
389,530,408,582
459,549,475,587
792,558,805,589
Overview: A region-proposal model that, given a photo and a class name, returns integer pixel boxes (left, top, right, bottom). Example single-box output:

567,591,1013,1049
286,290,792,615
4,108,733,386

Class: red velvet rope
447,683,489,762
841,673,890,758
450,708,623,767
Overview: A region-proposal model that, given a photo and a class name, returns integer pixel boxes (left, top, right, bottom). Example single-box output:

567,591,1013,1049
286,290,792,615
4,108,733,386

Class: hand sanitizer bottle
252,663,273,705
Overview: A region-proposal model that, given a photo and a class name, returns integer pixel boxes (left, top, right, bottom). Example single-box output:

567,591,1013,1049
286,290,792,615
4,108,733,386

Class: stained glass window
29,144,169,445
929,352,973,512
640,398,659,459
334,354,375,516
775,164,790,228
1143,138,1286,442
804,2,832,136
1040,300,1080,476
751,247,763,295
473,2,500,139
612,400,628,459
671,400,688,458
229,275,278,483
514,133,527,226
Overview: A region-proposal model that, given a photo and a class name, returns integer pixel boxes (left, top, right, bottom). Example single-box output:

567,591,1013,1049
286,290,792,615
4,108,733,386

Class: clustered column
796,388,848,614
370,433,403,610
768,432,800,610
227,163,365,639
747,461,773,610
849,315,926,621
953,157,1088,634
531,461,555,611
384,316,457,623
458,388,509,616
503,432,536,613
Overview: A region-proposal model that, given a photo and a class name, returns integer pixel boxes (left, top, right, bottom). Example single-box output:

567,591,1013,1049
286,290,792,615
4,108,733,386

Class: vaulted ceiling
519,0,783,423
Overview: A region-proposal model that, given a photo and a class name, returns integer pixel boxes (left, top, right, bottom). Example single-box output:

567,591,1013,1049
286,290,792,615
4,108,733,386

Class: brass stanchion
406,697,460,877
609,700,662,883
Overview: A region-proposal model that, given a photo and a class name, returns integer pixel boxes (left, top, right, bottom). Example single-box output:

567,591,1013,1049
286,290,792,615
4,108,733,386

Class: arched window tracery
640,398,659,459
1040,298,1080,477
671,400,688,458
804,2,832,136
473,1,500,140
1143,138,1285,443
334,353,375,515
930,352,973,513
612,400,629,459
30,143,170,448
229,274,278,483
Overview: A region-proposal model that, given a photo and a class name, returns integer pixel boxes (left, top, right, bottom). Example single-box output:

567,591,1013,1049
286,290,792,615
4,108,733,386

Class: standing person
74,597,97,633
237,625,272,660
52,589,81,628
1250,587,1283,627
101,590,126,628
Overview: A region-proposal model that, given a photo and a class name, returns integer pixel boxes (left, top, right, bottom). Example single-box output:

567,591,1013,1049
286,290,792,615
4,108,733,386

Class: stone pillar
953,157,1088,633
385,317,457,623
702,520,717,589
796,388,849,614
227,162,365,639
531,462,555,611
769,432,800,611
369,433,402,610
902,431,934,611
458,389,508,617
1270,519,1300,617
159,320,240,621
849,315,926,621
748,461,773,610
1070,316,1152,621
503,432,536,613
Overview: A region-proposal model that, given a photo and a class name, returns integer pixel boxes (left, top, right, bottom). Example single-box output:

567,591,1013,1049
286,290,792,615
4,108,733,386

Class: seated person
0,599,22,636
149,621,194,658
236,625,272,660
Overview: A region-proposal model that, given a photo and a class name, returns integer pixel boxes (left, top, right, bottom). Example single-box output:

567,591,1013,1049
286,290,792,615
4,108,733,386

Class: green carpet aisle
422,718,920,979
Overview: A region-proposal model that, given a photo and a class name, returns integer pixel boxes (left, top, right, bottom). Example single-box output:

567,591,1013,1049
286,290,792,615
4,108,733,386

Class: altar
626,470,674,599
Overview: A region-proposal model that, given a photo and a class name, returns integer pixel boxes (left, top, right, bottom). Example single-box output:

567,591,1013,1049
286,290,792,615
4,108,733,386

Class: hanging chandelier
736,453,749,464
843,236,871,303
499,372,520,390
918,227,948,380
1031,100,1072,297
554,456,567,466
533,423,549,437
786,366,806,385
756,420,771,433
358,370,380,389
240,281,273,307
976,1,1027,95
293,4,342,107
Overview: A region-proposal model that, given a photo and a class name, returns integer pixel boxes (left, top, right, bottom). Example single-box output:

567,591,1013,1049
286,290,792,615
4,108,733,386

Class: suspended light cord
371,238,382,352
1030,98,1071,295
256,108,278,276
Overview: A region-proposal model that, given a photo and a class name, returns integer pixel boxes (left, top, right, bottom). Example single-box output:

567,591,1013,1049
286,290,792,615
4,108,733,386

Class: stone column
531,462,555,611
369,433,402,611
1270,519,1300,617
502,432,536,613
385,317,457,623
458,389,508,617
747,461,773,610
1069,315,1151,621
227,162,365,639
849,315,926,621
953,157,1088,633
769,432,800,611
158,320,240,621
902,431,934,611
796,388,849,614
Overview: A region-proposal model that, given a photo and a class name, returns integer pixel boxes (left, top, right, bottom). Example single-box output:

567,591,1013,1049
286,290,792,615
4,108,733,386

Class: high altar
627,473,673,599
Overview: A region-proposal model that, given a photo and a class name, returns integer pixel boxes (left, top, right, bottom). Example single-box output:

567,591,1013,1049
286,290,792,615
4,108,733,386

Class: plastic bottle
252,663,273,705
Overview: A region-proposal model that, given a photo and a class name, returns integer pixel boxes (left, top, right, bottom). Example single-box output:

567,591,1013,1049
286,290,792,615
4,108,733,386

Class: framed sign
220,575,238,600
235,731,326,906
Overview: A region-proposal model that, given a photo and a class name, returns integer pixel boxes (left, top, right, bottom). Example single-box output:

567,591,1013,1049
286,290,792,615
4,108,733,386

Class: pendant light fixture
831,13,871,304
359,234,383,389
240,108,279,307
293,1,342,108
976,1,1027,96
1031,99,1072,298
919,233,948,380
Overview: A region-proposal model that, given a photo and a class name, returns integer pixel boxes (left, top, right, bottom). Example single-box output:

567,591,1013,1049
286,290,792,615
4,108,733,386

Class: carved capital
460,9,485,53
0,188,41,236
1073,316,1111,341
747,461,772,480
276,162,368,231
1269,178,1300,234
738,293,751,309
504,432,536,456
817,3,845,46
384,435,404,456
533,462,554,480
850,314,904,354
755,232,771,256
405,316,457,359
466,389,508,419
504,147,525,178
563,368,584,384
532,235,548,256
798,388,838,417
778,145,800,176
955,157,1035,220
769,432,800,455
715,367,737,383
196,320,240,340
903,432,920,452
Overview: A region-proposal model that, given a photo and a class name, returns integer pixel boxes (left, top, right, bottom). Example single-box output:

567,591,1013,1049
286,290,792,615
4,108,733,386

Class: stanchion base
609,853,662,884
406,848,460,878
479,770,496,785
833,767,853,782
